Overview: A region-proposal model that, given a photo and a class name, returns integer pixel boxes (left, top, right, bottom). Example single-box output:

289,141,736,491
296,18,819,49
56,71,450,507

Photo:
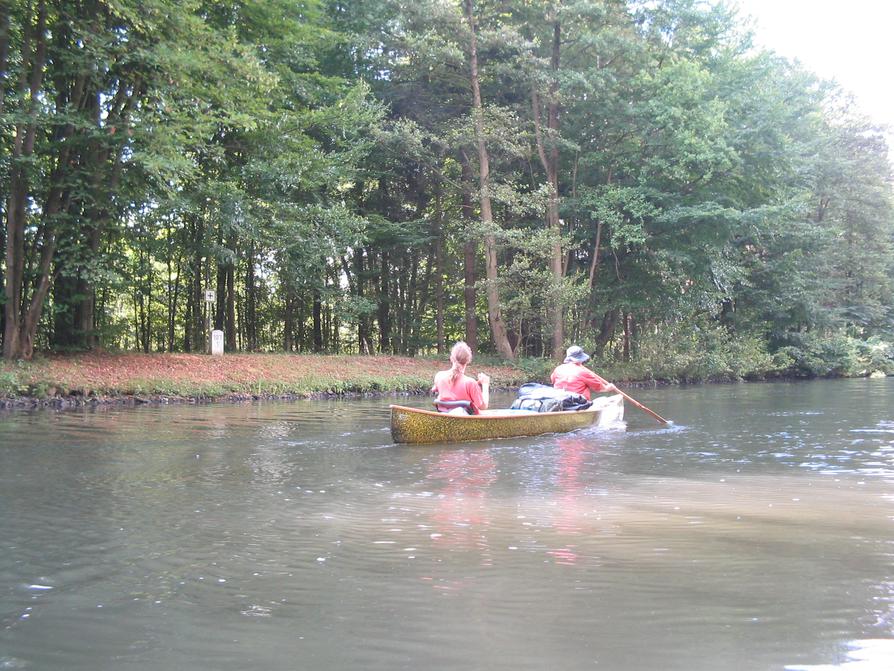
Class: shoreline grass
0,352,533,407
1,350,888,410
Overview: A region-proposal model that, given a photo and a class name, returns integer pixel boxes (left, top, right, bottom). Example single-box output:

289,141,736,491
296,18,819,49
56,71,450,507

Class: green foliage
772,334,891,379
507,356,556,384
592,320,774,383
862,339,894,375
1,0,890,382
0,371,20,399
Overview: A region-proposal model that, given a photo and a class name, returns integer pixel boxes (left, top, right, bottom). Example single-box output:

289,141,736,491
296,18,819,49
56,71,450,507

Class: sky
734,0,894,151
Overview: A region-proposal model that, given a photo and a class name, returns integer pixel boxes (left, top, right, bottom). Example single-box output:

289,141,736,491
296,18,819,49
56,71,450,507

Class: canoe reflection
549,436,596,564
422,437,607,568
426,450,497,563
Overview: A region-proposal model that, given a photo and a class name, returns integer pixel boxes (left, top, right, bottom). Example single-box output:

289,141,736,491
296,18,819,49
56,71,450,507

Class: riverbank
0,352,537,409
2,350,888,410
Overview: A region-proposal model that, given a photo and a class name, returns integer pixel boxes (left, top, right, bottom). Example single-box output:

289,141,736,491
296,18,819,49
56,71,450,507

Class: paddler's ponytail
448,341,473,384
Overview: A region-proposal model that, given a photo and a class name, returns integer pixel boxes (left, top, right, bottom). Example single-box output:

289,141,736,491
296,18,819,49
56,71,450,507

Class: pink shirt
550,362,610,400
432,370,485,414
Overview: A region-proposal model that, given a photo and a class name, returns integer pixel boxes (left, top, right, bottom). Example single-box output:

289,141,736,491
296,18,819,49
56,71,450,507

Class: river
1,379,893,670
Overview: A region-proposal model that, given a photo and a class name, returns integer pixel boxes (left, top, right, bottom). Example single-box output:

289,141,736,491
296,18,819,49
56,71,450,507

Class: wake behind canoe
390,394,624,444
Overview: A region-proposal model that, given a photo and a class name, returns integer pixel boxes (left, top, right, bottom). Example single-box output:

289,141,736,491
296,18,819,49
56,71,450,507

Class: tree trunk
144,241,152,353
434,180,445,355
0,221,5,347
532,6,564,359
187,218,205,352
378,251,391,353
184,274,194,353
393,252,406,354
245,240,256,351
461,159,478,351
3,1,48,360
73,90,105,352
312,288,323,353
409,249,423,355
214,250,225,333
225,246,236,351
362,249,375,354
133,289,143,352
587,221,604,289
167,239,183,353
53,272,78,350
283,284,295,352
0,7,10,113
464,0,513,360
353,249,372,354
593,308,618,359
76,222,102,350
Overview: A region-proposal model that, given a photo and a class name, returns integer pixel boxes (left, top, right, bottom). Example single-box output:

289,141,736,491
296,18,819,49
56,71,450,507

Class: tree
2,0,890,369
463,0,515,360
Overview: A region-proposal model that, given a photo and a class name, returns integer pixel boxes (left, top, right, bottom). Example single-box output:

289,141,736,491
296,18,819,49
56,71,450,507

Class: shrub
771,333,862,378
602,320,778,383
0,371,19,398
510,356,555,383
858,338,894,375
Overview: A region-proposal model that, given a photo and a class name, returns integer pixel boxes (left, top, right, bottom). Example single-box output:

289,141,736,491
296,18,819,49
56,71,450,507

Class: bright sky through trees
736,0,894,159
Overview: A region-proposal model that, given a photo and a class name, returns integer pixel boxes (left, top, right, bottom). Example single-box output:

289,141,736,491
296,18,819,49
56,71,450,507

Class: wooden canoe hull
390,395,624,444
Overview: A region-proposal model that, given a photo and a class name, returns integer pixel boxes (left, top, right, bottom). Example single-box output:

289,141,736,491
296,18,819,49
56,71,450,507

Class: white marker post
204,289,216,354
211,329,224,356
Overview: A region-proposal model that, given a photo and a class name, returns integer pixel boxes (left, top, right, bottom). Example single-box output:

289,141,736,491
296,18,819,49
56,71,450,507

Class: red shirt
432,370,485,414
550,362,610,400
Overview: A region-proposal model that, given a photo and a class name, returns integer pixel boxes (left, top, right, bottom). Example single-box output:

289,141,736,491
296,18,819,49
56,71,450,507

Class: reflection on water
427,450,497,562
787,639,894,670
0,379,893,670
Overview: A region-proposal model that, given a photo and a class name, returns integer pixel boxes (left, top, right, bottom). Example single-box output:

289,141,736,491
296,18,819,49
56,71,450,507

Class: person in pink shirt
551,345,618,400
432,341,490,414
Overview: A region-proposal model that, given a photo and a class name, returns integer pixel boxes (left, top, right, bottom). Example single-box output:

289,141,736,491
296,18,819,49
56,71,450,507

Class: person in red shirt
551,345,618,400
432,341,490,414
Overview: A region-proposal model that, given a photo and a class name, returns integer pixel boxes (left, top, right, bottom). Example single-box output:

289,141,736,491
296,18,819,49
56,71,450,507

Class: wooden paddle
613,386,670,425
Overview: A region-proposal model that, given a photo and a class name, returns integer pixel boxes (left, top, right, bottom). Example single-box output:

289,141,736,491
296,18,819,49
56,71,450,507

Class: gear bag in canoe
509,383,592,413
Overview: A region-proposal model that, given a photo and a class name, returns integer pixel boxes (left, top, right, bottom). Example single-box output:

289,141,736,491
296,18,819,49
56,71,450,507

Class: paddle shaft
615,388,669,425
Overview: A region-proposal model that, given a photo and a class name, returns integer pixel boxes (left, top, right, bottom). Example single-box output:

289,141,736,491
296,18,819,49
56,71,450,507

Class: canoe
390,394,624,444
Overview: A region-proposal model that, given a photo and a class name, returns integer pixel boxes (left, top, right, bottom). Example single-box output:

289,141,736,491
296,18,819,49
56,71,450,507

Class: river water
1,379,893,670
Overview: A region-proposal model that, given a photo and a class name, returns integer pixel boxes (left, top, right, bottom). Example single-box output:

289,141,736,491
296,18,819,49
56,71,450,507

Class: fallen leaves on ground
1,352,527,398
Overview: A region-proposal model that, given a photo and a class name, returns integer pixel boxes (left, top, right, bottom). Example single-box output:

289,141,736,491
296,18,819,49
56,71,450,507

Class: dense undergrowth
595,331,894,384
489,329,894,386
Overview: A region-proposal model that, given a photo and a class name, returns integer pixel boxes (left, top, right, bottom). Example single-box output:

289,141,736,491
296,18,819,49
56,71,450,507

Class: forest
2,0,893,381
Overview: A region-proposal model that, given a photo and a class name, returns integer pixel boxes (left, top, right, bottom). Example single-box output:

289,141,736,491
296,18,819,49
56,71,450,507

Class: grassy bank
0,352,533,406
1,342,890,408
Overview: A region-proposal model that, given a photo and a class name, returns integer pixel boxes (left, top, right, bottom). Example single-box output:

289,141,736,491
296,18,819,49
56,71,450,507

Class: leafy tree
1,0,891,377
